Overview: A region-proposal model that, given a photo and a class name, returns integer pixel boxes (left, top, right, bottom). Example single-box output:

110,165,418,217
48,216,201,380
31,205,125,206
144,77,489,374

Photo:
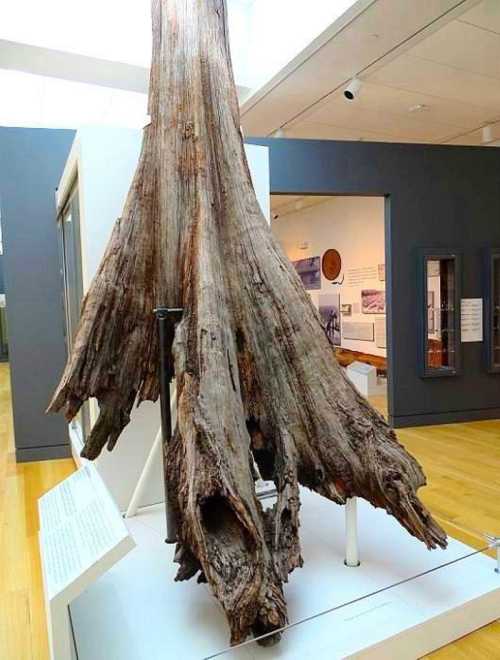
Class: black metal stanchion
155,307,183,544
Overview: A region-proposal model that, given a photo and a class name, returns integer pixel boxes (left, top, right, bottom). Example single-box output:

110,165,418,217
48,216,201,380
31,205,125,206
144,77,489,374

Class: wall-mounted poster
319,294,341,346
341,303,352,316
293,256,321,290
428,260,440,277
361,289,386,314
378,264,385,282
375,317,386,349
343,321,374,342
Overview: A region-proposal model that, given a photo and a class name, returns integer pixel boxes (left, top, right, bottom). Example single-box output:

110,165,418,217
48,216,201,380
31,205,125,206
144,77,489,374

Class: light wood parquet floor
0,367,499,658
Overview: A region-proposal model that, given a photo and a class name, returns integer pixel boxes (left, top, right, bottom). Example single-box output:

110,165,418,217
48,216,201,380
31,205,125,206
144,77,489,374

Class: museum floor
1,362,499,659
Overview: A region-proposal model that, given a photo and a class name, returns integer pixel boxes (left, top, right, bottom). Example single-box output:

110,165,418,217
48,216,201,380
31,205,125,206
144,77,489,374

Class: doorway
270,194,388,417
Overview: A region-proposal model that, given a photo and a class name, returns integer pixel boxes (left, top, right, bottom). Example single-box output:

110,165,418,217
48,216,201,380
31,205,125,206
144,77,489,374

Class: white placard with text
461,298,483,343
39,463,135,660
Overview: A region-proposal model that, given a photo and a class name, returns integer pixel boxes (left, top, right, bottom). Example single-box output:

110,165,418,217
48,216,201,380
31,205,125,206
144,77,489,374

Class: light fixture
273,127,285,138
482,125,494,144
409,104,429,113
344,77,362,101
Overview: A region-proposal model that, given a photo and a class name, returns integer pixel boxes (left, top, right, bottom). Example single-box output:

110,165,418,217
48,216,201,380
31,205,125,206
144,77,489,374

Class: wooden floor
0,366,499,659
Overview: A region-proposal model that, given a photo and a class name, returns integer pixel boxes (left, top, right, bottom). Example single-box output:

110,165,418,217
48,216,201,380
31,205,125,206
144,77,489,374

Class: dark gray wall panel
249,138,500,427
0,128,75,460
0,255,5,293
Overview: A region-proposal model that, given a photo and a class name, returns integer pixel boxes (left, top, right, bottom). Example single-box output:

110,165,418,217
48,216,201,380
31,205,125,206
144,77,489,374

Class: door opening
270,194,388,418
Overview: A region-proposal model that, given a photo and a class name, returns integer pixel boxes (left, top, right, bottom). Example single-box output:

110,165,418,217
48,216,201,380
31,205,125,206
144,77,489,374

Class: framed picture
342,321,375,342
293,256,321,290
361,289,386,314
375,317,387,349
319,293,341,346
341,303,352,316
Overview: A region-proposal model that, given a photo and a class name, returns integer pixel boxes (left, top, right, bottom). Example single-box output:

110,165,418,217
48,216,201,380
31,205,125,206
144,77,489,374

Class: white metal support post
345,497,361,567
125,389,177,519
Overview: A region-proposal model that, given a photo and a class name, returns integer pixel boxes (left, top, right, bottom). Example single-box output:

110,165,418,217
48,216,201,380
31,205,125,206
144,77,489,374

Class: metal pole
155,307,183,544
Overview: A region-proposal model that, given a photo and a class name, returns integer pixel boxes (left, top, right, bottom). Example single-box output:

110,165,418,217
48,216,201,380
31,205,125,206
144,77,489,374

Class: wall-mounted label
461,298,483,343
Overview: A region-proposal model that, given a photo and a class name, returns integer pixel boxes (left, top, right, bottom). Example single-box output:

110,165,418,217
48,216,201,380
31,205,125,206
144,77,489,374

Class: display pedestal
346,361,386,397
70,490,500,660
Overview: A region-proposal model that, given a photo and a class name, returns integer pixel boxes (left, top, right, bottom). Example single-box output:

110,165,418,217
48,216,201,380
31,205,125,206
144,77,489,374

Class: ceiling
270,195,333,217
241,0,500,146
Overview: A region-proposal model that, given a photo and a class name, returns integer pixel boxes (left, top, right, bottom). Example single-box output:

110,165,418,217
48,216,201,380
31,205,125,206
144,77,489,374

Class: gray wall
2,129,500,460
0,255,5,293
249,137,500,428
0,127,75,461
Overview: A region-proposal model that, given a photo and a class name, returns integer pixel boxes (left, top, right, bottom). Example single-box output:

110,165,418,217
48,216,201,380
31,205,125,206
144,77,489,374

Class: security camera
344,77,361,101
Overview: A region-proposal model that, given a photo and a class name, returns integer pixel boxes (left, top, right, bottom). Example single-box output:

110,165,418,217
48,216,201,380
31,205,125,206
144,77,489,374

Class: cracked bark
48,0,447,647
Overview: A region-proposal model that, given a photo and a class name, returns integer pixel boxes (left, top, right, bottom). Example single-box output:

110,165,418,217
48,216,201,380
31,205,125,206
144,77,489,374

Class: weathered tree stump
49,0,447,646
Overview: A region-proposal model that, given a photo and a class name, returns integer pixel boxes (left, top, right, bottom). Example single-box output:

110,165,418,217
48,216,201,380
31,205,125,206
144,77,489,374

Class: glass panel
426,258,456,372
493,256,500,369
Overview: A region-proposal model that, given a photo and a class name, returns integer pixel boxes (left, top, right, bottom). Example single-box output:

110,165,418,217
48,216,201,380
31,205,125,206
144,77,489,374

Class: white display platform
39,464,135,660
70,490,500,660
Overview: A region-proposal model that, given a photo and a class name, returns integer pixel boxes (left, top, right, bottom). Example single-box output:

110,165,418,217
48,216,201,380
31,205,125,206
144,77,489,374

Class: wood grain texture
46,0,445,645
0,363,75,660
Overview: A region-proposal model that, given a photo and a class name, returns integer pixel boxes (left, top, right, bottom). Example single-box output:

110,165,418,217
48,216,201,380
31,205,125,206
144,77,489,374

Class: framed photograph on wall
361,289,386,314
343,321,375,342
319,293,341,345
292,256,321,290
375,317,387,349
341,303,352,316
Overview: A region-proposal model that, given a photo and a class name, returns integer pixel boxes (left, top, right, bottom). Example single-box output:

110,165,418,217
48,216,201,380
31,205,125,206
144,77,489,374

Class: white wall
272,196,386,357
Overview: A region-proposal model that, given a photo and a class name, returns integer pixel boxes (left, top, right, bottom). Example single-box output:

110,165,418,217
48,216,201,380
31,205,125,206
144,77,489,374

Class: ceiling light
409,104,429,113
482,125,494,144
273,127,285,138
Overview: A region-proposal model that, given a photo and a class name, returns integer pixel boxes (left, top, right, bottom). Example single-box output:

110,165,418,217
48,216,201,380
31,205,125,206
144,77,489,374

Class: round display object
322,249,342,281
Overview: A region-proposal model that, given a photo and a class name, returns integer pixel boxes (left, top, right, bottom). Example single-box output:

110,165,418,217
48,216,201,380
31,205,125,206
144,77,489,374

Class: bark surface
48,0,447,646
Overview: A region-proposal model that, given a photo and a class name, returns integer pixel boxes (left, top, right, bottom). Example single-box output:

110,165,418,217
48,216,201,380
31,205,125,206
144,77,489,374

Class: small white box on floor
346,361,385,397
70,490,500,660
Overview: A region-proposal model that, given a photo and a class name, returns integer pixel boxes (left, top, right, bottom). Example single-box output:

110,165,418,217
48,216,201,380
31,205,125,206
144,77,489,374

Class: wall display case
485,248,500,373
419,250,462,378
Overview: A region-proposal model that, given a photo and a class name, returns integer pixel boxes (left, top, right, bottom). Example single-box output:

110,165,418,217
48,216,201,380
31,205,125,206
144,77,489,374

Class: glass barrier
197,493,499,660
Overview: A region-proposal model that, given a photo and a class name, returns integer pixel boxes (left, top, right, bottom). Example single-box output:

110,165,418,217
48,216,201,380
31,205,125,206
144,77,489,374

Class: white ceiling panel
369,53,500,112
302,91,460,141
242,93,315,136
303,81,495,131
241,0,473,136
285,121,428,143
271,194,332,215
459,0,500,35
444,131,484,145
410,20,500,80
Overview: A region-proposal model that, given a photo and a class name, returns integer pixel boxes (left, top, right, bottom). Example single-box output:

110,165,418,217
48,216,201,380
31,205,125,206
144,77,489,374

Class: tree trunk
48,0,447,646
